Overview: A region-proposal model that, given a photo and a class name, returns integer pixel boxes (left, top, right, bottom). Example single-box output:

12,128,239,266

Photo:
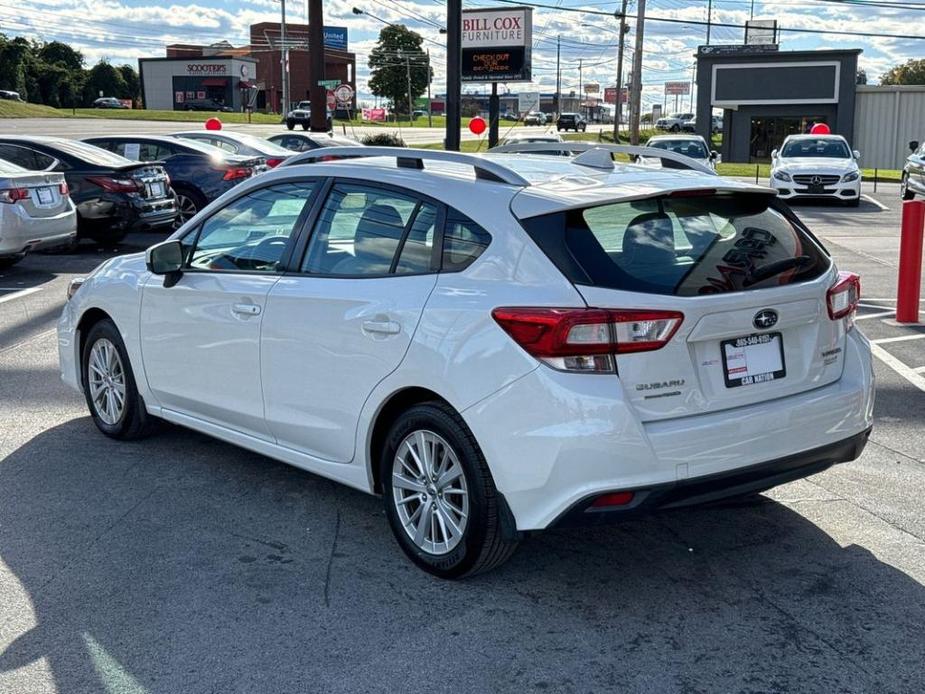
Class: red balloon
205,117,223,131
809,122,831,135
469,117,487,135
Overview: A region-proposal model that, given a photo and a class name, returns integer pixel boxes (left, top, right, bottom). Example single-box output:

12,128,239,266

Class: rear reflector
59,181,69,196
222,166,252,181
827,271,860,320
265,158,285,168
0,187,30,204
491,307,683,373
590,491,635,508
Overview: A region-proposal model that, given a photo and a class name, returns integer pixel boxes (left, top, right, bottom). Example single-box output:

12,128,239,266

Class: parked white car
642,134,718,170
0,157,76,268
770,134,862,206
58,146,874,578
655,112,693,132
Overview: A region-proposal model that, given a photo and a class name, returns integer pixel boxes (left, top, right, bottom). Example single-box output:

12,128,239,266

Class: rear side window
0,144,57,170
520,194,829,296
443,213,491,272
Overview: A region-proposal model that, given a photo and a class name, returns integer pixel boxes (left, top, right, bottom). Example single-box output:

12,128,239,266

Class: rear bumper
550,428,870,527
0,207,77,256
464,329,875,531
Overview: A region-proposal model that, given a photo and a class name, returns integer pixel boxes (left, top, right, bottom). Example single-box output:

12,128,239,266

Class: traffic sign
333,84,354,105
318,79,339,89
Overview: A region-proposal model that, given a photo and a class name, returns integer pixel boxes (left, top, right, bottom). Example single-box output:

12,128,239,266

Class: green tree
880,59,925,85
0,35,31,99
84,60,127,104
856,68,868,85
118,65,140,102
38,41,83,72
367,25,430,115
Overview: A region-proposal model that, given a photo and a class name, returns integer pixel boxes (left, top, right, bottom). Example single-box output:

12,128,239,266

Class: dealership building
139,22,356,113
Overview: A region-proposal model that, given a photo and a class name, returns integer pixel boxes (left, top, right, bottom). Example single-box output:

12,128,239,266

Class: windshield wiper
744,255,814,286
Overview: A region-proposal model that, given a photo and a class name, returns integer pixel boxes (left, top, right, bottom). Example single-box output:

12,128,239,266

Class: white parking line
871,343,925,392
0,286,42,305
872,334,925,345
856,310,895,320
861,194,889,211
915,366,925,374
859,301,897,308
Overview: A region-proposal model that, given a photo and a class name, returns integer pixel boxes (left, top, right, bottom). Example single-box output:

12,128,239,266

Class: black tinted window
443,213,491,272
395,203,438,274
521,194,828,296
0,144,56,170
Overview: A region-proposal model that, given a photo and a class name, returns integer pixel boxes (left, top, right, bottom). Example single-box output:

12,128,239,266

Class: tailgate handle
232,303,261,316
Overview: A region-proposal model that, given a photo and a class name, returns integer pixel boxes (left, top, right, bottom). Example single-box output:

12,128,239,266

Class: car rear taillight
222,166,252,181
0,187,29,204
827,271,860,321
590,491,635,508
59,181,69,196
491,307,684,373
265,158,285,168
87,176,142,193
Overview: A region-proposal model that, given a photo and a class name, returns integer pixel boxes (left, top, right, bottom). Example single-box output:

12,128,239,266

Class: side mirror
771,149,779,159
910,140,919,152
853,150,861,160
709,150,718,160
146,240,183,286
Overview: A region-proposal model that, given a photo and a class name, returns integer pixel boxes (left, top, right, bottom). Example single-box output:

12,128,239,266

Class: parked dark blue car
83,135,259,228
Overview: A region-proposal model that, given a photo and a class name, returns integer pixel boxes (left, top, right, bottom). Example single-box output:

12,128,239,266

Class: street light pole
280,0,289,114
446,0,462,150
308,0,326,131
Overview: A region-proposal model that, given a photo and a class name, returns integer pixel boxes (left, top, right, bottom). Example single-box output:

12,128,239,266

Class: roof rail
488,142,718,177
279,146,531,186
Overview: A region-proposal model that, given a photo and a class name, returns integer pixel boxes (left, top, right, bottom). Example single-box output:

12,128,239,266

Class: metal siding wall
855,87,925,169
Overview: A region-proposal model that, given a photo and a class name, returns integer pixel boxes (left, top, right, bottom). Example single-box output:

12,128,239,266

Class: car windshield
648,139,709,159
46,139,134,167
782,139,850,158
519,193,829,297
0,158,27,174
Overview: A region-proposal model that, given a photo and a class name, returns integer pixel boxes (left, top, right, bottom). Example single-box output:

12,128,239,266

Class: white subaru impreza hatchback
58,145,874,578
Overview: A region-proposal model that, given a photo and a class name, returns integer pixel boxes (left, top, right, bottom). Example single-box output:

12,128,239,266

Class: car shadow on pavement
0,418,923,693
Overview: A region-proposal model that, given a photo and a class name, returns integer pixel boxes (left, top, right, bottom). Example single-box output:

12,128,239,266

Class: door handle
362,319,401,335
232,303,261,316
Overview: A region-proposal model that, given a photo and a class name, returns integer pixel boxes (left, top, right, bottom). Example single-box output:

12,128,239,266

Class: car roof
646,134,706,143
274,149,770,219
784,133,847,141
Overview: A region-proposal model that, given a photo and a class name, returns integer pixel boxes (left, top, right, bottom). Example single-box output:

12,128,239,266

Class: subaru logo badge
754,309,778,330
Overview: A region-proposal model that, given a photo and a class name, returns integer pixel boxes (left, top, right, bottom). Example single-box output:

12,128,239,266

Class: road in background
1,187,923,691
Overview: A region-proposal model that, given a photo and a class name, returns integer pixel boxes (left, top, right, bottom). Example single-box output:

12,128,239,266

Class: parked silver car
0,157,77,268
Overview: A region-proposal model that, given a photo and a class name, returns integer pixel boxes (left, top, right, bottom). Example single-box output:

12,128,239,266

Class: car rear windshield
46,140,134,167
648,139,708,160
519,193,830,297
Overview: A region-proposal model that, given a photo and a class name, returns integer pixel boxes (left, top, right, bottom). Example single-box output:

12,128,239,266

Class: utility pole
427,49,433,127
489,82,499,148
308,0,326,131
578,58,583,120
405,53,414,124
446,0,462,151
613,0,628,142
629,0,645,144
555,35,561,116
280,0,289,114
706,0,713,45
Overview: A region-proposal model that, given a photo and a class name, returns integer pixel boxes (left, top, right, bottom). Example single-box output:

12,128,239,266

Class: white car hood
775,157,857,175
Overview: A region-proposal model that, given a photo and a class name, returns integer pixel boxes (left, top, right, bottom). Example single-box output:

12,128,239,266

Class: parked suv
523,111,546,126
59,146,873,578
556,113,587,132
655,112,693,132
286,101,333,131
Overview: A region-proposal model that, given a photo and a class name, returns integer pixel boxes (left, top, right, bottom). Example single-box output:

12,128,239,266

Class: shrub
361,132,406,147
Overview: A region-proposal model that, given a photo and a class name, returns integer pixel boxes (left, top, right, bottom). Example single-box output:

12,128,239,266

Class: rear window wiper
744,255,814,286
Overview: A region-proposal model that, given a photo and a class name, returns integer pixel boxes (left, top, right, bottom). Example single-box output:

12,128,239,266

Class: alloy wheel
174,194,198,228
87,338,126,425
391,430,470,555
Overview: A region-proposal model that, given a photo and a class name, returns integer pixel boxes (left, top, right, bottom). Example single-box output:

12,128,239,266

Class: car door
139,179,319,439
910,144,925,191
261,181,441,462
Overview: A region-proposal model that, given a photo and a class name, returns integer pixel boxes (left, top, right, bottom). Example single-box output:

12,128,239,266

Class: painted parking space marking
872,334,925,345
871,343,925,392
856,310,895,321
0,286,42,305
860,194,889,211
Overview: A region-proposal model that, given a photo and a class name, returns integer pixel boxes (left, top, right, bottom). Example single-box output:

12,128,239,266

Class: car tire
670,124,680,132
302,123,309,131
381,401,519,579
901,174,914,200
286,121,295,130
81,318,155,440
0,254,25,269
173,187,206,229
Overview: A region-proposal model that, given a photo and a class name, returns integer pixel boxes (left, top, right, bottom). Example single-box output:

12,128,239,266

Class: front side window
302,184,423,276
521,194,828,297
187,181,317,272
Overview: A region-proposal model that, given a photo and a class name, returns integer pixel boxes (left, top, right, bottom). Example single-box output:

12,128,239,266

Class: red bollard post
897,200,925,323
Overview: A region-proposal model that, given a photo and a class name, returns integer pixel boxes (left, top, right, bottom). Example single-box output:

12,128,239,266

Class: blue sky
5,0,925,107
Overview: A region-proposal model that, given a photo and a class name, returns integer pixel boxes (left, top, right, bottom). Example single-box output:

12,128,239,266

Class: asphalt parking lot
1,183,924,690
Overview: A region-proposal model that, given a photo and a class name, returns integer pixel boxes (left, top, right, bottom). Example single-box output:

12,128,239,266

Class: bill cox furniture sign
461,7,532,83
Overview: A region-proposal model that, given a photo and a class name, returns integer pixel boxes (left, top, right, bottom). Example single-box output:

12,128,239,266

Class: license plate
808,184,825,194
721,332,786,388
149,181,165,198
36,187,54,204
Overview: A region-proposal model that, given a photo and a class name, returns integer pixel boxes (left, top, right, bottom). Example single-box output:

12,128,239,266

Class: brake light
59,181,69,196
491,307,684,373
0,187,29,204
827,271,860,321
265,158,285,168
222,166,252,181
87,176,142,193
